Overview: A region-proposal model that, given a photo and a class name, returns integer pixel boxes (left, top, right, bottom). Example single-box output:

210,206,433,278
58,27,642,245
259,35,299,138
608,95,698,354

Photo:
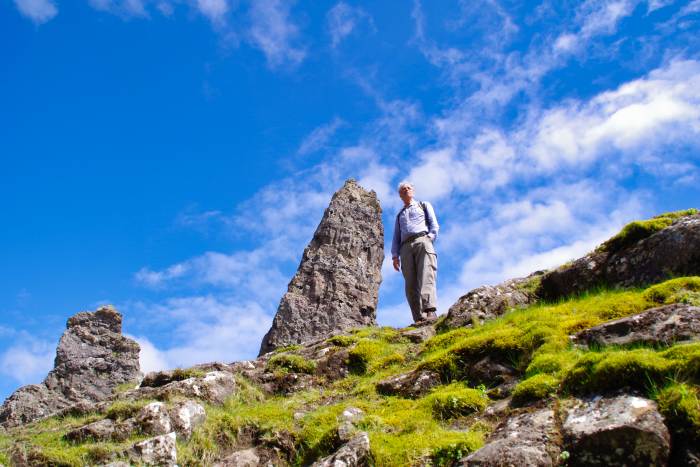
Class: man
391,181,439,323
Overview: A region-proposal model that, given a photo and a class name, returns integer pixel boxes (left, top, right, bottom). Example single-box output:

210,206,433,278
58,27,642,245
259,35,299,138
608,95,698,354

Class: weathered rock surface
401,325,436,343
65,418,117,443
312,432,371,467
259,179,384,355
213,448,261,467
337,407,364,442
125,370,237,405
540,214,700,300
0,306,140,428
444,273,543,330
376,369,441,398
562,395,670,466
128,432,178,466
460,408,560,466
573,303,700,348
136,402,172,436
169,399,206,440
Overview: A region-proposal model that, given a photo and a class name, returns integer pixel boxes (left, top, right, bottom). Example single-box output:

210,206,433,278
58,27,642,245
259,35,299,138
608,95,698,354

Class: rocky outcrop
562,395,670,466
0,306,140,428
460,408,561,466
444,272,543,330
312,432,371,467
259,179,384,355
128,432,178,466
376,369,441,398
573,303,700,348
539,214,700,300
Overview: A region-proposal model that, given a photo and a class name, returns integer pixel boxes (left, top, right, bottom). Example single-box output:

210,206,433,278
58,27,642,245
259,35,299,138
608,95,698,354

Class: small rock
65,418,116,442
337,407,364,442
169,399,206,439
312,432,371,467
460,408,560,466
128,432,178,466
113,418,138,441
213,448,261,467
573,303,700,348
467,356,517,387
156,371,236,404
401,326,436,343
376,369,441,398
562,395,670,466
136,402,172,436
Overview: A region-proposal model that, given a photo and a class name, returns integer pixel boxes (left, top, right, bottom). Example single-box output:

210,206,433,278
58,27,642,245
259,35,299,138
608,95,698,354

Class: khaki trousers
400,235,438,322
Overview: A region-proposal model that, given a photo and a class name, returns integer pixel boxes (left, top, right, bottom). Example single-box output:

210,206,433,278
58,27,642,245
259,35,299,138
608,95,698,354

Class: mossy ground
598,208,698,253
3,277,700,466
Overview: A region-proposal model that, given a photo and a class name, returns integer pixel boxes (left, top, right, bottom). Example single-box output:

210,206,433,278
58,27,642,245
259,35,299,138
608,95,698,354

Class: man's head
398,181,414,206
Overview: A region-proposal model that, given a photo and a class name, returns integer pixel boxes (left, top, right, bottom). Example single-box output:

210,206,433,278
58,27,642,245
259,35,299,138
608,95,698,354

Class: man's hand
392,257,400,271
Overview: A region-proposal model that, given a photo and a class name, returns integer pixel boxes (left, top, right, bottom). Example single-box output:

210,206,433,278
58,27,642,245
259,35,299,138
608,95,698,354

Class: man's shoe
425,309,438,321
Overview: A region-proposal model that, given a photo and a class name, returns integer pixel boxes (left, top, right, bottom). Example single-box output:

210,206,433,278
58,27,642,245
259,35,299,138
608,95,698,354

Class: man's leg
400,243,423,322
416,237,438,316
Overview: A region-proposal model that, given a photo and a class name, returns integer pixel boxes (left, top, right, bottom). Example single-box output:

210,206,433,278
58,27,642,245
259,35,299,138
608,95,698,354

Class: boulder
128,432,178,466
312,432,371,467
401,326,436,343
155,371,236,405
561,395,670,466
376,369,441,398
338,407,364,442
213,448,261,467
539,214,700,300
444,273,543,330
65,418,116,443
0,306,140,428
573,303,700,348
460,408,561,466
136,402,172,436
169,399,206,439
259,179,384,355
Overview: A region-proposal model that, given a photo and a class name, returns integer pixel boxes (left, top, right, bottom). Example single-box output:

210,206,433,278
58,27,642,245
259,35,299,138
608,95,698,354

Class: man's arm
391,216,401,271
425,202,439,241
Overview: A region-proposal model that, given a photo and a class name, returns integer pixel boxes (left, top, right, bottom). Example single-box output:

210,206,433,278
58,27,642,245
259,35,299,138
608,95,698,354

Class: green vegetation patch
422,383,489,420
326,334,357,347
643,277,700,306
347,337,409,376
105,399,154,421
598,209,697,253
512,373,560,406
656,382,700,441
267,354,317,374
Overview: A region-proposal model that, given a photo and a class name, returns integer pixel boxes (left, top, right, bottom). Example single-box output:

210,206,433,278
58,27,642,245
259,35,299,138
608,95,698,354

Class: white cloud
88,0,148,17
14,0,57,23
196,0,228,24
298,117,345,155
326,2,373,48
248,0,306,68
0,337,54,385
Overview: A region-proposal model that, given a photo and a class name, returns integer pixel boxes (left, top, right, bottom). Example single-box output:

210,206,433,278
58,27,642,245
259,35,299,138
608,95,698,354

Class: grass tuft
267,354,317,374
422,383,489,420
598,209,697,253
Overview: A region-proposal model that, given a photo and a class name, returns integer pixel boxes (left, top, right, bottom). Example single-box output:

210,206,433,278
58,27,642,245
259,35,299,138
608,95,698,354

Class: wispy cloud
14,0,58,24
326,2,374,48
248,0,306,68
88,0,148,17
0,331,54,386
298,117,345,155
196,0,229,25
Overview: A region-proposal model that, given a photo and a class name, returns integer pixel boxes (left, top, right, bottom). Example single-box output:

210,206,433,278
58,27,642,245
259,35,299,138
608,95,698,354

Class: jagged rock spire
259,179,384,355
0,306,140,427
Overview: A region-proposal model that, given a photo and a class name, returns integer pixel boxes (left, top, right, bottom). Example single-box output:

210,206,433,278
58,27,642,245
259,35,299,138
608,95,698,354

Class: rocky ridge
259,179,384,355
1,208,699,466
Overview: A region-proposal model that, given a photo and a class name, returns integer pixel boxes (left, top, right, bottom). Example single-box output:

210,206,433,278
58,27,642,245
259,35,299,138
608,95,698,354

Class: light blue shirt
391,200,439,258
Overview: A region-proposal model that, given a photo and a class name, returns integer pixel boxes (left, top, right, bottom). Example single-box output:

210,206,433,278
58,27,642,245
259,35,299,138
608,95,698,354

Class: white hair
397,181,414,192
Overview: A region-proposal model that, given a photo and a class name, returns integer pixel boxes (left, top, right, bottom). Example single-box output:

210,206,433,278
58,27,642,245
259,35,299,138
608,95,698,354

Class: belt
401,232,427,247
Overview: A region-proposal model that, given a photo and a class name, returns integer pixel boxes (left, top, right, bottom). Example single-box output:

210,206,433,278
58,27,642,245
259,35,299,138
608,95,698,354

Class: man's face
399,185,414,205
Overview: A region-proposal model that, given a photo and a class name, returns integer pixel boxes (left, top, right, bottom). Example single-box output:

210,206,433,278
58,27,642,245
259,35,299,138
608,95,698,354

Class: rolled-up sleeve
391,216,401,258
425,202,439,241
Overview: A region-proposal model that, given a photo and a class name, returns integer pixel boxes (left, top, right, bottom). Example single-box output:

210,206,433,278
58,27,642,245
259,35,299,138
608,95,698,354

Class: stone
401,325,436,343
539,213,700,300
460,408,561,466
312,432,371,467
573,303,700,348
169,399,206,439
128,432,178,466
444,273,543,330
467,356,518,387
259,179,384,355
136,402,172,436
561,395,670,466
65,418,116,442
338,407,364,442
376,369,441,398
154,371,236,405
213,448,261,467
0,306,140,428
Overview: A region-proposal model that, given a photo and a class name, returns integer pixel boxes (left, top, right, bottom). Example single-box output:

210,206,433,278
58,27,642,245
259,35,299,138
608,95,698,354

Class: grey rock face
540,214,700,300
312,432,371,467
460,408,561,467
65,418,117,443
169,399,206,440
562,395,670,467
573,303,700,348
128,432,178,466
259,179,384,355
0,306,140,428
444,273,543,330
376,369,441,398
136,402,172,436
213,448,261,467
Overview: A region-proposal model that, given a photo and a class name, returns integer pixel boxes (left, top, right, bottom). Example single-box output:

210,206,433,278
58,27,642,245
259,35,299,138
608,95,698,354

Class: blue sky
2,0,700,401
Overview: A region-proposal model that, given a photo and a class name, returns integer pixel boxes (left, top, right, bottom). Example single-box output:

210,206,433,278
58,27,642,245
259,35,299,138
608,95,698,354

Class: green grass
598,209,697,253
656,382,700,441
267,354,317,374
105,399,154,421
422,383,489,420
512,373,560,405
